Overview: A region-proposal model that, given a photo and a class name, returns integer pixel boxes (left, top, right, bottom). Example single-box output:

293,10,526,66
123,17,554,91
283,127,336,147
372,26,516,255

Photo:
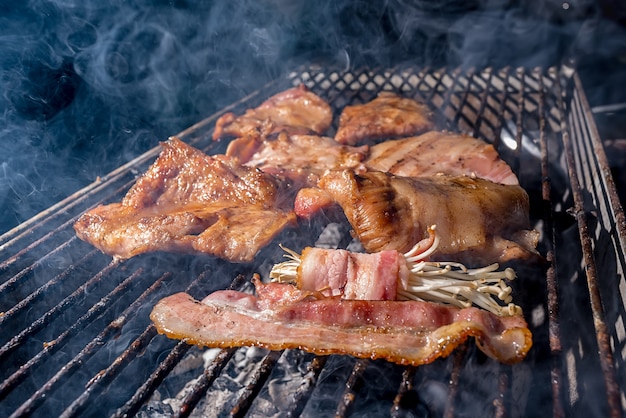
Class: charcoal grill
1,64,624,417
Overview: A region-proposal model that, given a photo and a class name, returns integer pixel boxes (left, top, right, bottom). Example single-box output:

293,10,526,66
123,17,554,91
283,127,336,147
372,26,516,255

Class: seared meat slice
150,277,532,366
74,137,296,263
225,133,368,188
296,170,539,266
212,85,332,141
334,92,434,145
366,131,519,185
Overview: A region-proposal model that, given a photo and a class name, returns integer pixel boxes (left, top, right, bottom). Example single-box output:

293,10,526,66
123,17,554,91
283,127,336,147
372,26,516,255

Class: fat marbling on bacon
270,225,521,316
150,276,532,366
73,137,296,263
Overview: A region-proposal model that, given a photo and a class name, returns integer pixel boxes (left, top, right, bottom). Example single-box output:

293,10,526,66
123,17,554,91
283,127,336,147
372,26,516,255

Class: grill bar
112,341,193,418
231,350,284,418
335,359,368,417
443,344,467,418
0,259,130,400
0,259,123,366
176,348,238,418
0,65,624,417
390,366,417,417
59,325,161,418
286,355,328,418
10,270,169,418
559,77,622,417
538,69,566,418
0,248,97,329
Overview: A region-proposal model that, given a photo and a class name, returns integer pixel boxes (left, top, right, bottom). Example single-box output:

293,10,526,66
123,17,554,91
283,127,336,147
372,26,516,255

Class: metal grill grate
0,65,624,417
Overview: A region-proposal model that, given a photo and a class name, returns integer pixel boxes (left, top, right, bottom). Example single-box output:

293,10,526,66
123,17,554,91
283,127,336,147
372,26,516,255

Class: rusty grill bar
0,65,625,417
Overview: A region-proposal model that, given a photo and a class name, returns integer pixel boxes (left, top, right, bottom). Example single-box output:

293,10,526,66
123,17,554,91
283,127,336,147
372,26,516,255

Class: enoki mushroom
270,225,522,317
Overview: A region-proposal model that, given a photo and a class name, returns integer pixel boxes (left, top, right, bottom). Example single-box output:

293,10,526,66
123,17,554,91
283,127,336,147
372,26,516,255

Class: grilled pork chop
213,85,332,141
334,91,434,145
295,170,539,266
366,131,519,185
225,129,517,189
225,133,369,188
73,137,296,262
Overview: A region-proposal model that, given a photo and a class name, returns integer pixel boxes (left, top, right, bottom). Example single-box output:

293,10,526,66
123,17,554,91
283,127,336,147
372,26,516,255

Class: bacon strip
295,247,409,300
150,278,532,366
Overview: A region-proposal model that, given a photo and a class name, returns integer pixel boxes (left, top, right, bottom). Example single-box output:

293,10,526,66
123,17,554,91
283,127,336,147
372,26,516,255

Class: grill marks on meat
73,137,296,262
366,131,519,185
150,277,532,366
297,170,539,266
225,133,369,188
212,85,333,141
334,92,434,145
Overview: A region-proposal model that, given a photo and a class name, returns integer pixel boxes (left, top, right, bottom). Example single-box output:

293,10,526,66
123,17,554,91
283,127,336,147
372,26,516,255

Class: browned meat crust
212,84,332,141
334,92,434,145
73,137,296,262
366,131,519,185
315,170,539,266
225,133,369,188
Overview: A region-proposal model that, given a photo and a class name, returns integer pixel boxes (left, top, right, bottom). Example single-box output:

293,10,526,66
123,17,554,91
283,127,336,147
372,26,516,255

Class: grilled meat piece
150,277,532,366
73,137,296,263
366,131,519,185
225,133,369,187
296,170,539,266
334,92,434,145
212,85,332,141
275,247,409,300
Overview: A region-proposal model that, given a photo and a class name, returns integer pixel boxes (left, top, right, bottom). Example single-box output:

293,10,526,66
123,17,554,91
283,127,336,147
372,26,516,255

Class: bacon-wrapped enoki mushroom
270,226,521,317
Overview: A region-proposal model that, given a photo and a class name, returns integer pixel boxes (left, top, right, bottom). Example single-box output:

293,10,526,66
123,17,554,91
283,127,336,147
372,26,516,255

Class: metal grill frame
0,65,624,417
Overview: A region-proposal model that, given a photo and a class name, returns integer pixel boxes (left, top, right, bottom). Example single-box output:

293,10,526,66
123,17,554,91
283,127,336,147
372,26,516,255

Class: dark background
1,0,625,235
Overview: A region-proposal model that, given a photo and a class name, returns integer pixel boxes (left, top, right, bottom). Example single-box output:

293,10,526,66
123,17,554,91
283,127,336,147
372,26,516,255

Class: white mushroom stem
270,225,522,317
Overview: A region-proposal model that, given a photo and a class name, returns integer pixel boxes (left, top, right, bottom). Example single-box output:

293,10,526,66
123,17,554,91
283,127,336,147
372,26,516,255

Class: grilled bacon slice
73,137,296,262
295,170,539,266
150,277,532,366
366,131,519,185
212,85,333,141
283,247,408,300
334,92,434,145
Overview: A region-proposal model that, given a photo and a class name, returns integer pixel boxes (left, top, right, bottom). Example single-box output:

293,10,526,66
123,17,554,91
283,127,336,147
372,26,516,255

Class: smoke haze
0,0,622,234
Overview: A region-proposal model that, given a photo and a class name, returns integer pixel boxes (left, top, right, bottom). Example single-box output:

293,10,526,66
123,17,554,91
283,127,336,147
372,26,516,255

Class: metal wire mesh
0,65,623,417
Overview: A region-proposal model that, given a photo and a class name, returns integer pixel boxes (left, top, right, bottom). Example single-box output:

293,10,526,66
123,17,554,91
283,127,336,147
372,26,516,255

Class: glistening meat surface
212,85,332,141
334,92,434,145
150,278,532,366
73,138,296,262
365,131,519,185
296,170,539,266
225,133,369,188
